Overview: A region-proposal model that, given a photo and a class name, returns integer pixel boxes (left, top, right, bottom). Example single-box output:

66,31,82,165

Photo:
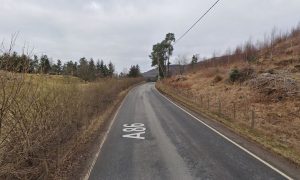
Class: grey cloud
0,0,299,72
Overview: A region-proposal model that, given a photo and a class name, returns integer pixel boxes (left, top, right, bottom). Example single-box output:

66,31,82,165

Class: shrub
229,67,255,83
239,67,255,82
229,68,240,82
0,73,142,179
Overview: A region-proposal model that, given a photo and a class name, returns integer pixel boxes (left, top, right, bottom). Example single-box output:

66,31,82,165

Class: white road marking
122,123,146,140
155,87,293,180
83,91,131,180
122,132,145,140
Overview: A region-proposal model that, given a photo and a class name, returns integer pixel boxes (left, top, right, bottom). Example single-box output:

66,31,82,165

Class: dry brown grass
157,31,300,165
0,71,142,179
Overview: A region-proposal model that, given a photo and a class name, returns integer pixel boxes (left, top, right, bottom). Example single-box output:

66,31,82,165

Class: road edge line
82,88,132,180
155,87,293,180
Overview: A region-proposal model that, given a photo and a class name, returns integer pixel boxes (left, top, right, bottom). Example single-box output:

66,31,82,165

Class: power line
174,0,221,45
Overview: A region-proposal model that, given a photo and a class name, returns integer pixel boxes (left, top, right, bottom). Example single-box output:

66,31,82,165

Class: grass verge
156,82,300,167
0,71,143,179
57,82,143,179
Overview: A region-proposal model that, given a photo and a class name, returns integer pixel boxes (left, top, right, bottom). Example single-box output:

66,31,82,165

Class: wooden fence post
251,110,255,129
201,95,203,107
207,96,210,111
233,102,236,120
218,98,221,115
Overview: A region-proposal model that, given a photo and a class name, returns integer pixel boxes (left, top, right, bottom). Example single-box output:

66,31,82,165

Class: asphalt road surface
88,83,290,180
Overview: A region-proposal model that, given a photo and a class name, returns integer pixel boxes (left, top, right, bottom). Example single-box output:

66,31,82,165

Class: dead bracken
249,73,299,102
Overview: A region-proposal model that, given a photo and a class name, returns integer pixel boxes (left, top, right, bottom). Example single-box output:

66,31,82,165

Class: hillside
142,65,182,79
157,26,300,165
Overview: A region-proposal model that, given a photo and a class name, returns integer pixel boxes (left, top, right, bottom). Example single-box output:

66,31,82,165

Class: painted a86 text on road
122,123,146,140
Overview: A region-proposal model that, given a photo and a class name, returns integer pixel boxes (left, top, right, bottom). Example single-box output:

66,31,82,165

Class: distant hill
142,68,158,78
142,65,182,78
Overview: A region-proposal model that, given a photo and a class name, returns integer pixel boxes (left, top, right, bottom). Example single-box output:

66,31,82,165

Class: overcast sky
0,0,300,73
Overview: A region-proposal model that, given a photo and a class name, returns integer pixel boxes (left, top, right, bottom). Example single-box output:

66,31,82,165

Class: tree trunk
167,57,170,77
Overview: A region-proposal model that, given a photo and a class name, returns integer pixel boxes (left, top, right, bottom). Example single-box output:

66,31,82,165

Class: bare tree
211,51,217,67
225,48,231,66
270,27,277,60
176,55,188,75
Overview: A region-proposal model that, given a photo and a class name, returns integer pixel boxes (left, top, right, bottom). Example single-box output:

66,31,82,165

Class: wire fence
156,59,300,165
166,85,300,160
178,89,256,128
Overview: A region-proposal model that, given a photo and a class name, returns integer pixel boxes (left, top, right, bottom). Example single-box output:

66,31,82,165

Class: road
88,83,290,180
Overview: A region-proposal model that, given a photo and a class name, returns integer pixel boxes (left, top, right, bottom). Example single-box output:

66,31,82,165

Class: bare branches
7,32,19,55
0,71,142,179
176,55,188,75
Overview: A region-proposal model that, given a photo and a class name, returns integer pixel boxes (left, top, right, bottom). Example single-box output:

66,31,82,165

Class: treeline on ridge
0,52,142,81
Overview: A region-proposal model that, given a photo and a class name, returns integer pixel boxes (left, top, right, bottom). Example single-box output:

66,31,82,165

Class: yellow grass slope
0,72,142,179
157,31,300,165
